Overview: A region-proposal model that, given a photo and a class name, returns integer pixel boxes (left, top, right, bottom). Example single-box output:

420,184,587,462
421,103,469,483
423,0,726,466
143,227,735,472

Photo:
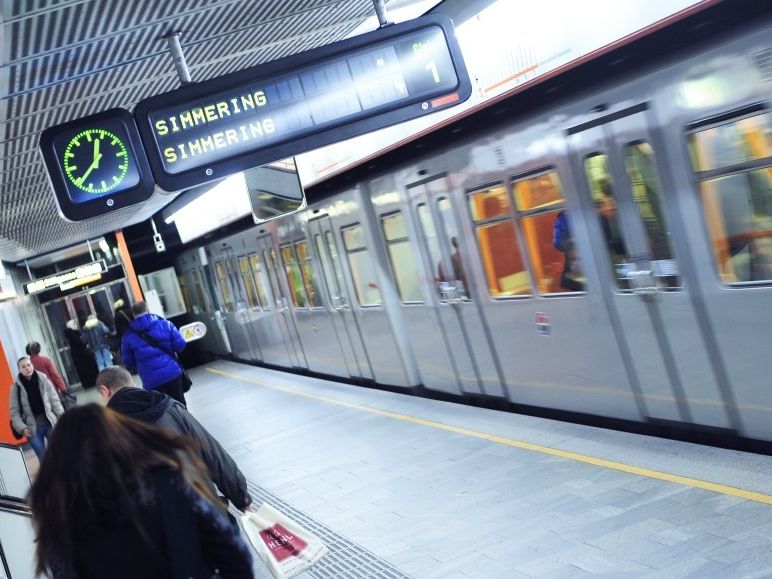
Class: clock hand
75,157,100,186
93,137,100,164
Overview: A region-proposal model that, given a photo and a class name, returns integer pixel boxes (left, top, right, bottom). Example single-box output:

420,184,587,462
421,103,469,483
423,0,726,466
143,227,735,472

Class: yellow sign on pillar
180,321,207,343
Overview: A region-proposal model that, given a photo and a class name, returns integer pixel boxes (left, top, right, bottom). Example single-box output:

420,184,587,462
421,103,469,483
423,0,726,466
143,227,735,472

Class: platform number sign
39,109,154,221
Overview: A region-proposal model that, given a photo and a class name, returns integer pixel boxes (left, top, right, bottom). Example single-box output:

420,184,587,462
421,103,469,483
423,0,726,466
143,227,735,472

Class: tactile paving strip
246,482,412,579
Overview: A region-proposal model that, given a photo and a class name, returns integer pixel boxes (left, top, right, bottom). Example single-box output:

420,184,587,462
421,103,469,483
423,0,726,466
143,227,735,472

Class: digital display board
135,15,471,191
39,109,155,221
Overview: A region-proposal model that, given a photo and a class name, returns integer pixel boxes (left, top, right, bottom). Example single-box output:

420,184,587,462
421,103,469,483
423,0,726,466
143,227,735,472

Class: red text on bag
259,523,308,562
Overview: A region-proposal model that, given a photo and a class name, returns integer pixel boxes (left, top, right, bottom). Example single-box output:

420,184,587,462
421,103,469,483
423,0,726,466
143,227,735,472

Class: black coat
108,387,252,510
114,306,132,339
50,468,253,579
64,327,98,388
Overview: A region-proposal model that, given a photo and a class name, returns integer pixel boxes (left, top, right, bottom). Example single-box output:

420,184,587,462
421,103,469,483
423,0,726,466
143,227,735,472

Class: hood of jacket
129,313,162,334
107,387,173,423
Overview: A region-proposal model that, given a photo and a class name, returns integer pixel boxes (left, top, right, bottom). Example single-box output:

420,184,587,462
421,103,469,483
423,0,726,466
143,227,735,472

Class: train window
325,231,348,298
584,154,630,289
265,248,285,307
280,245,309,308
689,113,772,284
314,234,339,298
468,185,530,297
178,275,191,312
382,212,423,303
417,203,446,300
624,142,681,288
437,198,469,300
295,241,323,308
512,172,583,293
248,254,270,309
238,256,260,309
214,261,235,311
191,269,210,312
342,224,382,306
698,169,772,283
689,113,771,172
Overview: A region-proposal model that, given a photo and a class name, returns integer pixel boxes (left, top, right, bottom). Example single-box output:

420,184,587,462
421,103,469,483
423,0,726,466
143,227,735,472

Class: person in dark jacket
121,300,187,405
28,404,253,579
64,319,99,388
553,211,585,292
97,366,253,512
113,298,133,340
112,299,133,365
82,314,114,370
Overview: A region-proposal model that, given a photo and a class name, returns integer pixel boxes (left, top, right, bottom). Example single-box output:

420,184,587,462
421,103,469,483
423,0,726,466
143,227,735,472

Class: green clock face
62,128,129,194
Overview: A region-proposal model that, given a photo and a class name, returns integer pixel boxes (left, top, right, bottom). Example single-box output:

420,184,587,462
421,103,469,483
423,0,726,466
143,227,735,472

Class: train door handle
628,269,657,299
437,281,461,304
331,295,346,311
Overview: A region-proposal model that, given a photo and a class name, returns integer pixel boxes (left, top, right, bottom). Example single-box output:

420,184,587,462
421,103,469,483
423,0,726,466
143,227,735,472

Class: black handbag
10,386,24,440
60,391,78,411
137,332,192,393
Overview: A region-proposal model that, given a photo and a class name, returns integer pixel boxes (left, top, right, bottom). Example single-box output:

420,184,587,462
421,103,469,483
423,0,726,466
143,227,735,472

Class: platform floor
20,360,772,578
171,360,772,578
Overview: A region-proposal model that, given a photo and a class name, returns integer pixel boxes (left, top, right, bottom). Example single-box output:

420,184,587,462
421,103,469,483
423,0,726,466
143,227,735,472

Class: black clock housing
39,108,155,221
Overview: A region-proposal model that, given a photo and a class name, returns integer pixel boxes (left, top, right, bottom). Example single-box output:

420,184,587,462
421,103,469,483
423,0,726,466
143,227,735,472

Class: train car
176,2,772,444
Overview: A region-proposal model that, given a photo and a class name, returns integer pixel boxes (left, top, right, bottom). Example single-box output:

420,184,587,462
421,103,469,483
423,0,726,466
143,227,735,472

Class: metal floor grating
246,481,412,579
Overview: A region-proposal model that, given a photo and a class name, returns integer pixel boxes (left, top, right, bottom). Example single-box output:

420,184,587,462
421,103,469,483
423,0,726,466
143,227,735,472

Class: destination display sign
24,261,107,295
135,15,471,191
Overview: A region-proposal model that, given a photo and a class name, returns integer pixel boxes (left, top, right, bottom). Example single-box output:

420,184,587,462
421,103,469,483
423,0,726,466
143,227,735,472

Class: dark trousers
156,374,187,406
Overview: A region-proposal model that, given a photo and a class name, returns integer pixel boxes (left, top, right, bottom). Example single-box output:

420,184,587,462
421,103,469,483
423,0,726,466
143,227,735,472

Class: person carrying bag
121,301,189,406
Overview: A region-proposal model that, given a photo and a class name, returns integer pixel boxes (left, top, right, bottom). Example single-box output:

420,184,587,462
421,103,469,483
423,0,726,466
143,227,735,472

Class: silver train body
176,6,772,442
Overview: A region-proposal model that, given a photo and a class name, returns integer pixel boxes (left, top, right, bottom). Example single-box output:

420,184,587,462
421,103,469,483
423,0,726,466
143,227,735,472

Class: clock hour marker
116,151,126,157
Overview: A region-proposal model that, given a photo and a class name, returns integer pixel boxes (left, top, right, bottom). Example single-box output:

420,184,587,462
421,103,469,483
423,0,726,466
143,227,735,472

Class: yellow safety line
207,367,772,505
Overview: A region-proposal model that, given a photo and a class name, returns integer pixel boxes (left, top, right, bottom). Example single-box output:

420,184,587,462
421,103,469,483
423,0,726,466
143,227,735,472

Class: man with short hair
121,300,187,405
96,366,253,512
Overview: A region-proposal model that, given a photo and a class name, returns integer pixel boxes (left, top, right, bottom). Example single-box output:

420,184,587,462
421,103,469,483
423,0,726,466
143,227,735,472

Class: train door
255,235,305,369
234,254,264,362
410,178,505,397
279,238,349,376
42,299,80,386
568,106,733,430
308,216,372,380
210,255,249,361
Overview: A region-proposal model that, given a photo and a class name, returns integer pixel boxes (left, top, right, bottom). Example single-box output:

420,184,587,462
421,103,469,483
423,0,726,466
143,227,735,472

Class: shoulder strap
136,332,182,368
136,331,172,356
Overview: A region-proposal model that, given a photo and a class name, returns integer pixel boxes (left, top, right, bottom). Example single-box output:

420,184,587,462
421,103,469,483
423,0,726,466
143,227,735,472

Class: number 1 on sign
425,60,440,83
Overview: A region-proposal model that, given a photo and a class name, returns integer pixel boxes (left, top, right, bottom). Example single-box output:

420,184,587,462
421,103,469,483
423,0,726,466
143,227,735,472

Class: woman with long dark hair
28,404,254,579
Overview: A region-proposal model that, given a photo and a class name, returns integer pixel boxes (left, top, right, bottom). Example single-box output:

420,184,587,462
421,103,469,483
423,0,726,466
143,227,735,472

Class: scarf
19,370,40,390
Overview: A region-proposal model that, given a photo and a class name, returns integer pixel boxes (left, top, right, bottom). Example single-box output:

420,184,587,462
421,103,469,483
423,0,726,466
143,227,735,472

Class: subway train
175,2,772,446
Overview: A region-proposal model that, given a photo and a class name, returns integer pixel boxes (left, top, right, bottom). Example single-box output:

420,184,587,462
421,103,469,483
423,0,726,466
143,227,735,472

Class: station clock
39,109,154,221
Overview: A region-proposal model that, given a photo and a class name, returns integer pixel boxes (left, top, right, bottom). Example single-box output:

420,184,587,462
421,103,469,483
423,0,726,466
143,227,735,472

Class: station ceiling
0,0,477,265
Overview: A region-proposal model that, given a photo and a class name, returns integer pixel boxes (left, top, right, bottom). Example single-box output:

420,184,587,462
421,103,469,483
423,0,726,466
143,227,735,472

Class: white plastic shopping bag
241,503,328,579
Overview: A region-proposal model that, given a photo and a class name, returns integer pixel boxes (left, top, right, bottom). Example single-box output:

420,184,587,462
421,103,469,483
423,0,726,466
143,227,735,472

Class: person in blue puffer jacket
121,301,188,405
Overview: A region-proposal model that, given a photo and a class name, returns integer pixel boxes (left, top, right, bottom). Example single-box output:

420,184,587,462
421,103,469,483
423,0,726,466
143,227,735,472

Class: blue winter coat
121,314,186,390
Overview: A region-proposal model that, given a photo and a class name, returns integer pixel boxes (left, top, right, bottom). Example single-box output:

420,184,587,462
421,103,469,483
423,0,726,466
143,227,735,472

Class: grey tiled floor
187,361,772,578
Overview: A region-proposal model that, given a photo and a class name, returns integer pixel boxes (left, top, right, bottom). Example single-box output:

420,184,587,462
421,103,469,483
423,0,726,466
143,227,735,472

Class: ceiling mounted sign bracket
373,0,392,27
162,31,192,85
